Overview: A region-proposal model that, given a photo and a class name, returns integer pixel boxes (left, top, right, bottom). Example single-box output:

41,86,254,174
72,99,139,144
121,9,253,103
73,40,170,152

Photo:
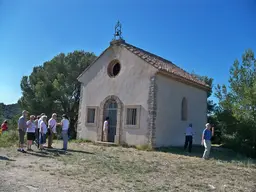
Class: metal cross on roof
113,21,123,40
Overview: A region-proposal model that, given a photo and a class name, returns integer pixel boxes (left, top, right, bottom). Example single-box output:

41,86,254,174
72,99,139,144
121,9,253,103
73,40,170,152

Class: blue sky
0,0,255,104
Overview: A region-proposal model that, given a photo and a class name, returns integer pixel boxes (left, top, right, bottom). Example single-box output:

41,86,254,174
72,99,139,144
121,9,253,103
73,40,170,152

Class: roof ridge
125,43,195,76
120,42,209,89
123,42,180,69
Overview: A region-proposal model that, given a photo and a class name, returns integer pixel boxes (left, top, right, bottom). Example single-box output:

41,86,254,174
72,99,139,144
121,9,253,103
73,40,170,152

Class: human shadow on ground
157,145,256,165
44,147,94,155
20,145,94,158
42,149,70,155
25,150,55,158
35,148,94,156
0,156,15,161
65,149,94,154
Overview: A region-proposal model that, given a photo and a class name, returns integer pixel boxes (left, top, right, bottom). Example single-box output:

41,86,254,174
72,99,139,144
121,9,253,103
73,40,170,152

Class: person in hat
18,110,28,153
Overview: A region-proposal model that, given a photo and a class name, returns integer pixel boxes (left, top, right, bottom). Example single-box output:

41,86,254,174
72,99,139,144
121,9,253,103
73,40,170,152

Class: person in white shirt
48,113,57,148
58,114,69,151
26,115,36,151
35,113,45,147
184,123,194,153
34,115,41,146
103,117,109,142
39,115,48,150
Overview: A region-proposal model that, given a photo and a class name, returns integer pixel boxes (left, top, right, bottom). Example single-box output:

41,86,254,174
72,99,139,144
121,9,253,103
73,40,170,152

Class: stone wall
147,75,157,148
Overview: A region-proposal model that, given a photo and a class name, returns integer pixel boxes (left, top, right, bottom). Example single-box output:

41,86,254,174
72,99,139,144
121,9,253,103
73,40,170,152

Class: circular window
108,61,121,77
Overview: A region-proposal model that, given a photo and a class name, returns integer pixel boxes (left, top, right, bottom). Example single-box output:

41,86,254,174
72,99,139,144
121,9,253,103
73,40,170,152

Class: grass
135,144,153,151
0,142,255,191
0,130,19,147
70,138,92,143
158,145,256,167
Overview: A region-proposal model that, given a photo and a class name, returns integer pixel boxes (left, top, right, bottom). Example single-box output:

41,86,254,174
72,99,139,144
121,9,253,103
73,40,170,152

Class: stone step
94,141,118,147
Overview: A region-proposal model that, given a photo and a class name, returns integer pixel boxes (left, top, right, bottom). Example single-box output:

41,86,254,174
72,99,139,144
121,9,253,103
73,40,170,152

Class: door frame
98,95,123,144
103,100,117,142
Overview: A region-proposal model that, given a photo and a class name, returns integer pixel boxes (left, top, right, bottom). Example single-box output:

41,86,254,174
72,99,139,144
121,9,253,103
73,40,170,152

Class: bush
222,134,256,158
135,144,153,151
0,130,19,148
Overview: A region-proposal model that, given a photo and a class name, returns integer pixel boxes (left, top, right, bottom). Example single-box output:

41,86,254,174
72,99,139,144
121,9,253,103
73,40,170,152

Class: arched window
181,97,188,121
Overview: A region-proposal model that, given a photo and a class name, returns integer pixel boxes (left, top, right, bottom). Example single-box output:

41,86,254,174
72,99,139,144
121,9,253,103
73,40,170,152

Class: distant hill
0,103,21,120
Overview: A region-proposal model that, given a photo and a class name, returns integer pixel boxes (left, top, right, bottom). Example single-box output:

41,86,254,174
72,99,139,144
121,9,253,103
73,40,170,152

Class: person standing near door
103,117,109,142
184,123,194,153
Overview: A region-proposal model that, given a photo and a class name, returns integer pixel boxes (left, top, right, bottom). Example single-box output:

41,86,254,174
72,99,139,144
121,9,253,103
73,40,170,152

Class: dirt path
0,143,256,192
0,144,82,192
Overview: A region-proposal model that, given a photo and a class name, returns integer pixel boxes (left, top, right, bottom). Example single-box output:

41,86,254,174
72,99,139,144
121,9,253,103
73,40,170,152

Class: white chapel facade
77,26,209,148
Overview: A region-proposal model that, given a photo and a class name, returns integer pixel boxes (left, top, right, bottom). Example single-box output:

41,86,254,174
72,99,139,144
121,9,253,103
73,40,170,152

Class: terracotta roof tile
121,42,209,88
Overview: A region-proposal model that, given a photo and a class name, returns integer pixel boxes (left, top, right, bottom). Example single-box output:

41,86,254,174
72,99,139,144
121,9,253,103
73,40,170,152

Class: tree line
18,51,97,138
194,49,256,158
14,48,256,157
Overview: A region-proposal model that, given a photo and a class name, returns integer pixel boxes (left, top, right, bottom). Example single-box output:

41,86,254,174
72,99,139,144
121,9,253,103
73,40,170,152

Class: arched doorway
98,95,123,144
103,99,118,142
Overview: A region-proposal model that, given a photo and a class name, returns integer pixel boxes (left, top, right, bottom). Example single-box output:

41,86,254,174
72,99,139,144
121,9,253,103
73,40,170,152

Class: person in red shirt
1,120,8,132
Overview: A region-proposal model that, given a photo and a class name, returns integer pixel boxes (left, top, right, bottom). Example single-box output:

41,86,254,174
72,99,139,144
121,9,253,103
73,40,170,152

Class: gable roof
78,39,210,90
120,42,209,90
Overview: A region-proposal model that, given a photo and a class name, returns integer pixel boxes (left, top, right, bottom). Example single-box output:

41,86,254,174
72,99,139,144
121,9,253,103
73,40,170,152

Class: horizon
0,0,256,105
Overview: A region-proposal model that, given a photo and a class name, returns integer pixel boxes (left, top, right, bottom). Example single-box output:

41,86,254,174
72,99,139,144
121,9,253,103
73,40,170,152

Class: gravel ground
0,142,255,192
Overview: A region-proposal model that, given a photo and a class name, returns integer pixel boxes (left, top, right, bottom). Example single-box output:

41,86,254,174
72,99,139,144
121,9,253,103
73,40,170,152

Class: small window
87,108,96,123
126,108,137,125
124,105,141,128
108,61,121,77
181,97,188,121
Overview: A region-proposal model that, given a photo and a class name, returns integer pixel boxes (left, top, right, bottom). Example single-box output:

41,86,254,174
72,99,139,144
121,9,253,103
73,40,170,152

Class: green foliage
7,115,20,131
191,73,222,143
0,103,21,120
0,114,20,148
0,130,19,147
18,51,97,138
70,138,92,143
135,144,153,151
0,105,3,123
191,72,216,115
215,49,256,157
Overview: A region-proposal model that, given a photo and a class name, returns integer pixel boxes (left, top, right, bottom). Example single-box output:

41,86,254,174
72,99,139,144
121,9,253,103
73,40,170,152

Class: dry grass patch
0,143,255,192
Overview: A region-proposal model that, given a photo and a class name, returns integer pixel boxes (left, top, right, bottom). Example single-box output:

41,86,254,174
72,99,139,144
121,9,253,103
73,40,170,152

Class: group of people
184,123,214,159
3,109,214,159
17,110,70,153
